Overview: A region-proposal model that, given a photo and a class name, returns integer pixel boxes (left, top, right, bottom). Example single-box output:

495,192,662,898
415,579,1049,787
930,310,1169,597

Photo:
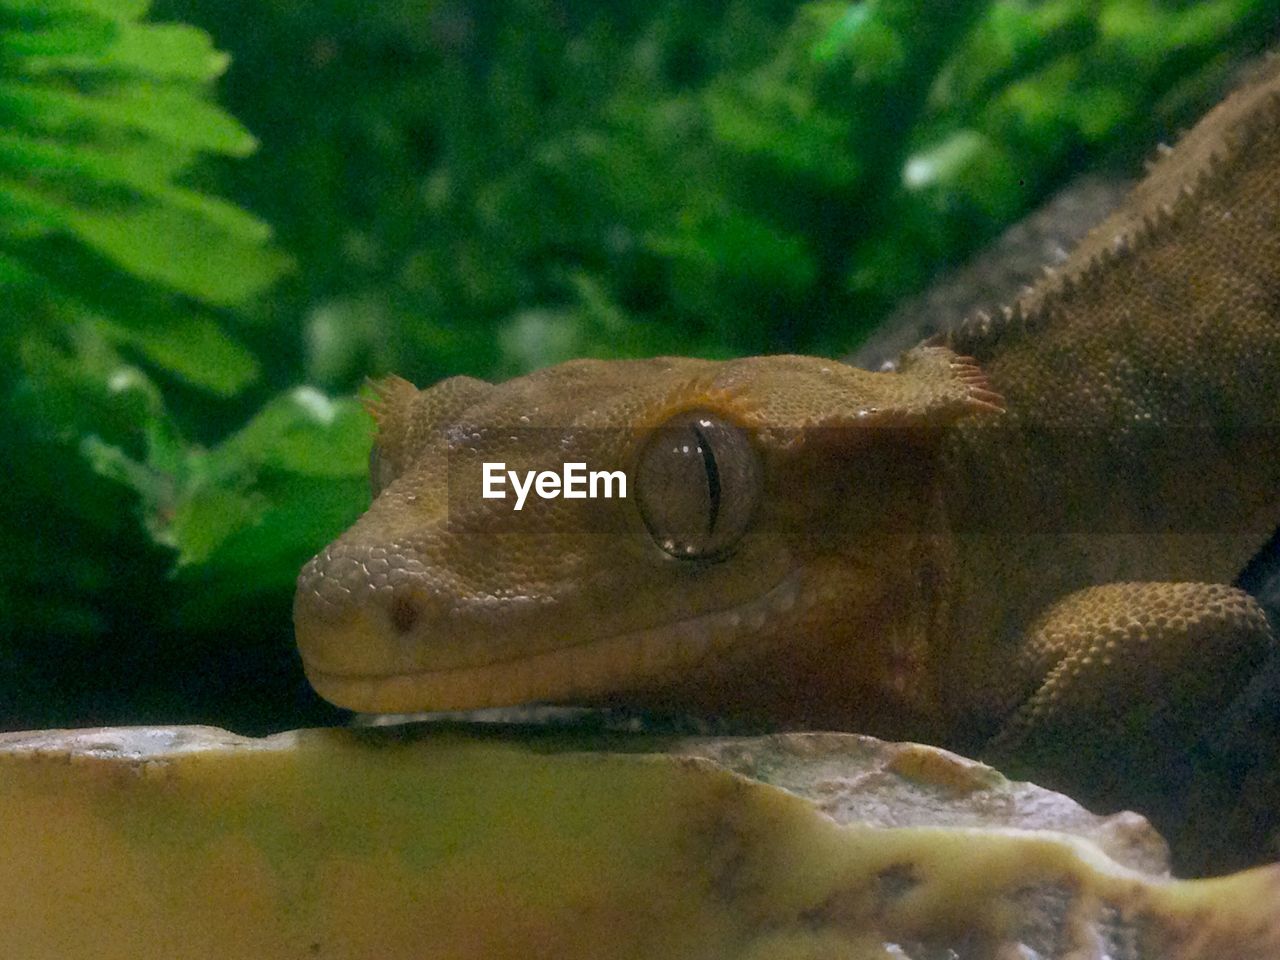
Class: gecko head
293,349,1001,721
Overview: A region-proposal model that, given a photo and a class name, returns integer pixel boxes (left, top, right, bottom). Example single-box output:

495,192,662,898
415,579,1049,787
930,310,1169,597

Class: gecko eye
636,411,761,560
368,443,397,498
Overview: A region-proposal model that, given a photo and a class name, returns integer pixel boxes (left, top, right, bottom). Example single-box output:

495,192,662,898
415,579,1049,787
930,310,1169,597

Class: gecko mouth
297,569,814,714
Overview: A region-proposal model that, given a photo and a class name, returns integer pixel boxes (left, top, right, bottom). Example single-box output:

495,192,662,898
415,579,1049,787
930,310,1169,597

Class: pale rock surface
0,724,1276,960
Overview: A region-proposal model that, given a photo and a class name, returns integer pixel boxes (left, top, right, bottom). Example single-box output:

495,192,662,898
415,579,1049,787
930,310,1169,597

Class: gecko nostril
390,592,421,635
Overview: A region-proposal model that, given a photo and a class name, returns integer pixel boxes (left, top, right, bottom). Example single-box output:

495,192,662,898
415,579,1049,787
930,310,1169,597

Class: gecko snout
292,536,606,715
292,540,450,679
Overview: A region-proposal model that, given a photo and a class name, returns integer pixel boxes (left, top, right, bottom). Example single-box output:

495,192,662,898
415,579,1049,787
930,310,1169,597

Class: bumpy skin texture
295,63,1280,800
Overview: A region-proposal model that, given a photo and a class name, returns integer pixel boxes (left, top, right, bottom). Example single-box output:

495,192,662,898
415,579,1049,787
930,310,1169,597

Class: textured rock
0,725,1276,960
672,732,1171,875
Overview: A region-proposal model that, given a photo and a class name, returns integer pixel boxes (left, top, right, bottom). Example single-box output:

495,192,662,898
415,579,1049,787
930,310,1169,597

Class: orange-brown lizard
295,60,1280,806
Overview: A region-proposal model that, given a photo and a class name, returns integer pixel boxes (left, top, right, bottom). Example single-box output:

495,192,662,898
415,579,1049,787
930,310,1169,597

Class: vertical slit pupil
693,423,720,536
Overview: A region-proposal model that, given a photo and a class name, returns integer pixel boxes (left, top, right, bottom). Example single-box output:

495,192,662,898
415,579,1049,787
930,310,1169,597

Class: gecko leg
986,582,1274,810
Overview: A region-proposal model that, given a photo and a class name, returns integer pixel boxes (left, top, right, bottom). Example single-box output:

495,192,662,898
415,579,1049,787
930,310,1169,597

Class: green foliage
165,0,1272,377
2,0,1272,728
0,1,289,354
0,0,323,726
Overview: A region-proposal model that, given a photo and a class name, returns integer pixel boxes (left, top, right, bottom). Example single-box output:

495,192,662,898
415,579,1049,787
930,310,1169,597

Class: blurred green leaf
178,476,369,610
813,2,906,80
80,434,170,509
18,325,163,445
0,249,41,285
706,79,860,186
0,82,256,153
2,0,151,17
812,2,874,63
650,208,818,292
0,16,117,58
168,485,266,566
100,314,260,396
219,389,371,479
38,23,231,79
73,381,370,573
69,205,288,304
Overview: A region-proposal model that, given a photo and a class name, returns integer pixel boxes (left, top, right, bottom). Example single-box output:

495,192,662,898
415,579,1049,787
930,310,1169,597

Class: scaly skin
295,61,1280,796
